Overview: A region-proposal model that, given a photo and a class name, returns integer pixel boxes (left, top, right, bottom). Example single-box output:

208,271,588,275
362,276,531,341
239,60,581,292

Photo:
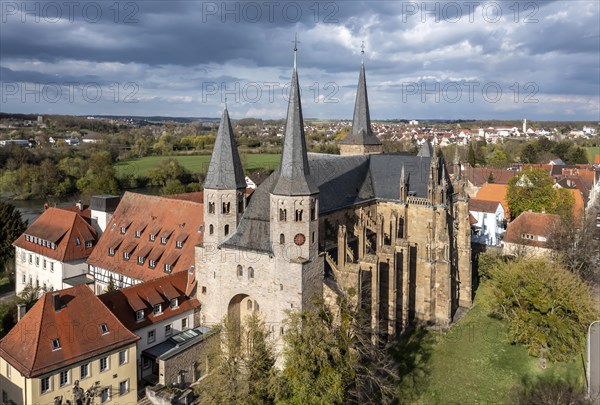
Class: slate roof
87,192,203,283
340,61,382,146
221,152,437,253
13,207,98,262
271,61,318,196
99,270,200,332
204,107,246,190
0,285,139,378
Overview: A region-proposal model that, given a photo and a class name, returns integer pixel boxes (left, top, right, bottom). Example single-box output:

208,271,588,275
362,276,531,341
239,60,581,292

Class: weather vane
293,33,300,68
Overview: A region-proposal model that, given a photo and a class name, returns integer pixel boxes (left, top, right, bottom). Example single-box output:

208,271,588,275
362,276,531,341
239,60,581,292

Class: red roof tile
87,192,203,283
469,198,501,214
13,208,98,262
99,271,200,331
0,285,139,377
504,211,560,248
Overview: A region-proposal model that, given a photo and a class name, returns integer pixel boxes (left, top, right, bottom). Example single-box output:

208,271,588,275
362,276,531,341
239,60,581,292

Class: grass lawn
114,154,281,178
398,283,585,404
586,147,600,164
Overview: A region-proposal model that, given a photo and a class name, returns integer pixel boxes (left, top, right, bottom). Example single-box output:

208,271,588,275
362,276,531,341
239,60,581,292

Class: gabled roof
222,152,439,253
99,271,200,331
465,167,518,187
340,61,381,146
13,207,97,262
0,285,139,378
476,183,510,217
469,198,502,214
504,211,560,248
87,192,203,283
271,55,318,196
204,107,246,190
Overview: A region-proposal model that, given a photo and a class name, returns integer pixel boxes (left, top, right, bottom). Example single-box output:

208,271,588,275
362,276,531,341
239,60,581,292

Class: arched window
295,210,303,221
247,300,253,310
279,208,287,221
248,267,254,279
224,224,229,235
208,202,215,214
279,233,285,244
209,224,214,235
237,265,243,278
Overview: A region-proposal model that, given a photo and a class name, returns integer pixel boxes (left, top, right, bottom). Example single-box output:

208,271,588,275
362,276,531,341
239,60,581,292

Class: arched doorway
228,293,259,326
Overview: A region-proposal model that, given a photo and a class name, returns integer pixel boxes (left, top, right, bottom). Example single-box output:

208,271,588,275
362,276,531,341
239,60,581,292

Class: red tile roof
469,198,501,214
465,166,518,187
87,192,203,283
0,285,139,378
504,211,560,248
99,271,200,331
476,183,510,217
12,207,98,262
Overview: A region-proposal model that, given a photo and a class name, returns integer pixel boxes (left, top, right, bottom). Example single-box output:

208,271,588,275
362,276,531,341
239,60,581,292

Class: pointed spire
204,106,246,190
340,50,382,147
271,44,318,196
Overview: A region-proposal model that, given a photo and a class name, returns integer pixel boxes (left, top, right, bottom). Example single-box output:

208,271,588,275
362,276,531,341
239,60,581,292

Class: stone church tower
203,106,246,246
339,51,383,156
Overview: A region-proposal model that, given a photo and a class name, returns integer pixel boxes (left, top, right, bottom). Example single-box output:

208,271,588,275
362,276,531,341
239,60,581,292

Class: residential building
13,207,97,294
99,270,201,382
469,198,505,246
503,211,560,257
86,192,203,294
0,286,139,405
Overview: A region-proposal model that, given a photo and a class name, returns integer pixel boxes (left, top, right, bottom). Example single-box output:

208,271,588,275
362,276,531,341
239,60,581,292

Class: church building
196,46,472,344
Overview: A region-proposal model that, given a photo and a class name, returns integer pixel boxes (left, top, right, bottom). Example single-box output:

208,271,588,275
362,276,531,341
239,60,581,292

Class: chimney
76,200,83,211
53,293,61,312
17,303,27,321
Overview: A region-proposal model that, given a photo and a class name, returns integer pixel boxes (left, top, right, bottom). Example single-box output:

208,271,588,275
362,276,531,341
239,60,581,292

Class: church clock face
294,233,306,246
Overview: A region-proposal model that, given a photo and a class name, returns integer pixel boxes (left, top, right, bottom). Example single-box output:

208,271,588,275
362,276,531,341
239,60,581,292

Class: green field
114,154,281,178
399,283,585,404
586,147,600,163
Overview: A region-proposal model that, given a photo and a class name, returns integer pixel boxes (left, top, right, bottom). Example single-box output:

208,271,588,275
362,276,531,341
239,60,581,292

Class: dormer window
153,304,162,315
75,237,81,246
135,231,141,238
150,234,156,241
138,256,145,264
85,241,93,248
100,323,109,334
164,264,172,273
52,339,61,351
123,252,130,260
121,227,126,234
136,310,145,321
176,241,183,248
108,248,115,256
161,237,167,245
170,298,179,308
149,260,156,269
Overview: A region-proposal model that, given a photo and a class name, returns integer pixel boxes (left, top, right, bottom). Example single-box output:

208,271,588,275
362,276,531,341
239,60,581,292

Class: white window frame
100,387,111,403
165,324,173,337
40,376,51,394
148,329,156,344
59,369,69,387
119,379,129,396
118,349,128,365
136,310,145,321
99,356,109,373
80,363,90,379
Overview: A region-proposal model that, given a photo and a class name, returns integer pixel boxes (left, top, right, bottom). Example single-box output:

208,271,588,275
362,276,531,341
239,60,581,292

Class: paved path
0,290,15,303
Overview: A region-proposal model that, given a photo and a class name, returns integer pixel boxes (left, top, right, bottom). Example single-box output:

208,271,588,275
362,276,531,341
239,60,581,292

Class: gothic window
208,202,215,214
279,208,287,221
248,267,254,279
295,210,303,222
209,224,214,235
224,224,230,235
237,265,243,278
280,233,285,244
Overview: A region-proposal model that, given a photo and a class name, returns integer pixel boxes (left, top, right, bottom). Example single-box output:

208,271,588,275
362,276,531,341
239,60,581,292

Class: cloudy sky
1,1,599,120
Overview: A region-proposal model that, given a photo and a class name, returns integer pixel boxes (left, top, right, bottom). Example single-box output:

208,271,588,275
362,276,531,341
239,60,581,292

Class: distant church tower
339,46,383,156
203,105,246,245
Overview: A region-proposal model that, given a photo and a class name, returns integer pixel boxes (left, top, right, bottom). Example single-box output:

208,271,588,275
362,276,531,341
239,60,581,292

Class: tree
487,150,509,169
507,168,574,220
106,275,117,292
0,201,27,271
487,257,597,362
276,292,397,404
467,143,476,167
198,313,276,404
